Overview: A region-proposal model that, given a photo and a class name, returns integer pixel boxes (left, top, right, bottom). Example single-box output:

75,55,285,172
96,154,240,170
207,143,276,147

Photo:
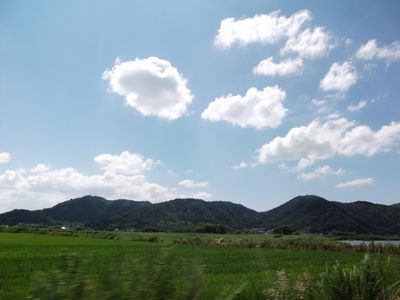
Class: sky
1,0,400,213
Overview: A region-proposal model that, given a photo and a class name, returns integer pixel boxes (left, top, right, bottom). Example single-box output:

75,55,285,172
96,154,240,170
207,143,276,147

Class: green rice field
0,232,377,299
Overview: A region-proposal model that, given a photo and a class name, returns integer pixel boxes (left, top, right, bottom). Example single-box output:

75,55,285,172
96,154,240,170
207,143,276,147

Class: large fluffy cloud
356,39,400,62
320,61,358,92
0,152,10,164
281,27,334,58
214,10,311,48
0,168,174,212
257,116,400,166
201,86,287,129
253,57,303,76
0,151,211,212
94,151,160,175
102,57,193,120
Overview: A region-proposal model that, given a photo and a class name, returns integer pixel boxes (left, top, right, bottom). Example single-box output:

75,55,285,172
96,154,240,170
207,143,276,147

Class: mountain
1,195,400,234
0,195,259,231
0,196,150,227
261,195,400,234
47,196,150,223
393,203,400,207
87,198,260,230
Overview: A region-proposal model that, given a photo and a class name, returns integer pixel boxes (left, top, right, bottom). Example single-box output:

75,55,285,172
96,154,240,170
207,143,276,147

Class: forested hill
1,195,400,234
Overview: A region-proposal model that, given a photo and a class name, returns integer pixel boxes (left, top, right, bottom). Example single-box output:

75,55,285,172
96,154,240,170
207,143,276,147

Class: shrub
272,225,294,235
196,224,230,234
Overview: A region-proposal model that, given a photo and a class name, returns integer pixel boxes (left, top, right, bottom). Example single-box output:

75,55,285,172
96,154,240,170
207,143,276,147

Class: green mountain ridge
1,195,400,234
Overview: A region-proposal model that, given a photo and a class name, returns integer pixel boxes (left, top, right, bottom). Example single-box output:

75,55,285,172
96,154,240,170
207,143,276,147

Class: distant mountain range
1,195,400,235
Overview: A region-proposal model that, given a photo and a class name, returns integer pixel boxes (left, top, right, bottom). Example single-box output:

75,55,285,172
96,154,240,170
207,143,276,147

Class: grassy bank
3,226,400,255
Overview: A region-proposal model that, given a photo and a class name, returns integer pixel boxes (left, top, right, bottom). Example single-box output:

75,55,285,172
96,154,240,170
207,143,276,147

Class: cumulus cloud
30,164,50,174
0,168,175,212
102,57,193,120
201,86,287,129
356,39,400,62
257,116,400,166
336,177,373,188
94,151,160,175
281,27,334,58
179,179,209,188
0,152,10,164
253,57,303,76
298,165,344,181
320,61,358,92
0,151,216,212
214,9,311,48
347,100,367,112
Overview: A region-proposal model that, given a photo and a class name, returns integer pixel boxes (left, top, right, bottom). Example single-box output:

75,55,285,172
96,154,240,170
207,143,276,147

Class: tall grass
318,254,400,300
266,254,400,300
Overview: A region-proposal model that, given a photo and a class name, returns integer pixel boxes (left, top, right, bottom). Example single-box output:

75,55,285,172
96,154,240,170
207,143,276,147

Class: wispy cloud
336,177,373,188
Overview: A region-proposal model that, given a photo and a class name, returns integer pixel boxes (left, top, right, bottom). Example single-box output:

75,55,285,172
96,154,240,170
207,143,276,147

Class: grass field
0,232,382,299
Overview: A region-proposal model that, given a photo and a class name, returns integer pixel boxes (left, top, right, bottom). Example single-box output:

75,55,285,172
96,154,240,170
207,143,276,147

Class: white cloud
102,57,193,120
201,86,287,129
356,39,400,62
298,165,344,181
336,177,373,188
295,158,316,171
232,162,248,170
281,27,334,58
339,122,400,156
347,100,367,112
0,152,10,164
94,151,160,175
0,151,215,212
320,61,358,92
311,99,328,107
0,168,175,212
253,57,303,76
214,10,311,48
257,117,400,166
278,158,316,173
258,117,353,164
30,164,50,174
310,99,335,115
179,179,209,188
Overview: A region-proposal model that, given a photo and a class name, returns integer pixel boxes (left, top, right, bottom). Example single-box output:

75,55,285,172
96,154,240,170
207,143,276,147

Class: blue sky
1,0,400,212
